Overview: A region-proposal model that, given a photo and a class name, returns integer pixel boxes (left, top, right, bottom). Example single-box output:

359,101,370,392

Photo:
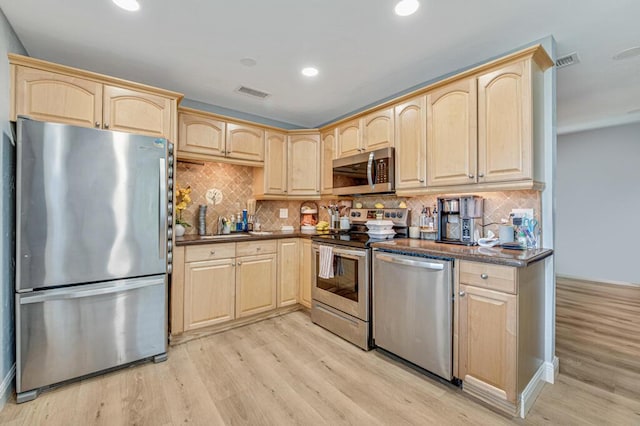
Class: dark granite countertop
371,239,553,267
175,230,325,246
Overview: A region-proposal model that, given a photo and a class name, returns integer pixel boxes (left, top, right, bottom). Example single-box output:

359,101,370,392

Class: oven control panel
349,208,410,226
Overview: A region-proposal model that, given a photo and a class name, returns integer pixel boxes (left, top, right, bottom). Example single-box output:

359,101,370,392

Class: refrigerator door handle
19,276,165,304
159,158,167,260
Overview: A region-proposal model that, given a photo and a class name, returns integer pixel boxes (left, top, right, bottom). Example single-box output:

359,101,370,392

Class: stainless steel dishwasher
373,250,453,380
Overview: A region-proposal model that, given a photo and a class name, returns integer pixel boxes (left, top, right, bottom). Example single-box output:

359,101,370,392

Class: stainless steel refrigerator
15,117,173,403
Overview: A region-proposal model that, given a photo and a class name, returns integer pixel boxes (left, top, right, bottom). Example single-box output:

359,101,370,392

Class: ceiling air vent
555,52,580,69
235,86,270,99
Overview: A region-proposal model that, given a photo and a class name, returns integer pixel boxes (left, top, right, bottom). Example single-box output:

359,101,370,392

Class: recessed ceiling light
301,67,319,77
240,58,257,67
113,0,140,11
395,0,419,16
613,46,640,61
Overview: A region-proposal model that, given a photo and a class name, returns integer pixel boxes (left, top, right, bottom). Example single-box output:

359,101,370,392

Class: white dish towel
318,245,334,279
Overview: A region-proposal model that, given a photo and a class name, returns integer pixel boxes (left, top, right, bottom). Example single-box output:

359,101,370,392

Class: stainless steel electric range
310,208,410,350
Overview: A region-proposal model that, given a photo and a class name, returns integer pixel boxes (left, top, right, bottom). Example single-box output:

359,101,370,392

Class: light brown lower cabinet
235,253,277,318
183,258,236,331
299,238,313,308
278,239,300,307
457,260,545,416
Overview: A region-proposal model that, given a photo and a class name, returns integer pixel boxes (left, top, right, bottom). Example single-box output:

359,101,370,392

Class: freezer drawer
16,275,167,395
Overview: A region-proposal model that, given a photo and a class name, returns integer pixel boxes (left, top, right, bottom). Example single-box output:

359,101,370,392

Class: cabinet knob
256,247,261,251
480,273,488,279
210,250,216,255
104,123,110,129
419,178,424,183
237,261,242,265
232,262,235,266
468,174,474,179
95,121,100,128
284,190,288,193
478,173,484,178
459,291,466,297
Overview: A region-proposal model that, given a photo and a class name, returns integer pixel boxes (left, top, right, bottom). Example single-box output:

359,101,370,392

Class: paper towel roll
499,225,515,243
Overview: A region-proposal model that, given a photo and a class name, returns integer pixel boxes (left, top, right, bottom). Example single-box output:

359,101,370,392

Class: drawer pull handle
257,247,261,251
237,261,242,265
210,250,216,255
480,273,488,279
459,291,466,297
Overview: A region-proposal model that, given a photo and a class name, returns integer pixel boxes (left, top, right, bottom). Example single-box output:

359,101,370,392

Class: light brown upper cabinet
336,108,394,159
262,131,288,195
320,128,336,195
178,110,226,157
426,78,478,187
10,54,181,140
226,123,265,162
477,60,533,183
254,131,320,199
178,107,265,165
336,118,362,158
288,132,321,196
394,96,427,190
363,108,394,151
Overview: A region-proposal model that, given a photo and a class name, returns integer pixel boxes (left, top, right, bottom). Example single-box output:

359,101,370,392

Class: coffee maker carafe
436,195,483,245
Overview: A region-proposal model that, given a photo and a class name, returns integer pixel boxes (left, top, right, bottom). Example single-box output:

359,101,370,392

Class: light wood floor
556,276,640,400
1,311,639,425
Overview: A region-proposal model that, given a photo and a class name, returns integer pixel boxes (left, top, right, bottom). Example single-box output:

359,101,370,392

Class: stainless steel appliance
373,251,454,380
332,147,395,195
15,117,173,403
311,208,409,349
436,195,483,245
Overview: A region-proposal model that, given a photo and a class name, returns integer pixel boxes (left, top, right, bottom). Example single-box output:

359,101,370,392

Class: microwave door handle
367,151,375,188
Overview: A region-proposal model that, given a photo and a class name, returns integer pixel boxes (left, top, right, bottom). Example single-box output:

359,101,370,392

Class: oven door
311,243,369,321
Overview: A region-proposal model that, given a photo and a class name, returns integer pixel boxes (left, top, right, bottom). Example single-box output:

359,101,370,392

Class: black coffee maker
436,195,484,245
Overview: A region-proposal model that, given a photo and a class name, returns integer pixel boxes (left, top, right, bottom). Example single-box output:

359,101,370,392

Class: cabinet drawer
236,240,277,256
459,261,516,294
186,243,236,262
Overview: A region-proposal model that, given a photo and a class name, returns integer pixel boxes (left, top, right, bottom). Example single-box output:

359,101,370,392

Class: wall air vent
235,86,271,99
555,52,580,69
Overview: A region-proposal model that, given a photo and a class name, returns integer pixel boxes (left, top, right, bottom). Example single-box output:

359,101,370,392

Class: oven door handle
333,248,367,258
367,151,375,188
376,254,444,270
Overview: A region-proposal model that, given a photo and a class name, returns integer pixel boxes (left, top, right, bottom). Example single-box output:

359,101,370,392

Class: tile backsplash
176,161,541,238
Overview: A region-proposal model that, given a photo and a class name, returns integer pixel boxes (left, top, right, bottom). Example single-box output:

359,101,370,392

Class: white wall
0,7,27,409
557,122,640,284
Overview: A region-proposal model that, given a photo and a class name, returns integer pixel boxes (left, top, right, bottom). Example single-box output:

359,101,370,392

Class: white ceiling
1,0,639,131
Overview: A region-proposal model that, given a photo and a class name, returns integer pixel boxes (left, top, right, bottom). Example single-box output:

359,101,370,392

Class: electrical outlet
279,208,288,219
510,208,534,219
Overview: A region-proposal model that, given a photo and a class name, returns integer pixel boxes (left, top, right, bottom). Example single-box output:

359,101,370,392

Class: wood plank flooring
556,276,640,400
1,310,639,425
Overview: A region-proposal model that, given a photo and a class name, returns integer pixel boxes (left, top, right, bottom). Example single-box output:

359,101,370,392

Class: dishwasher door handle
376,253,444,270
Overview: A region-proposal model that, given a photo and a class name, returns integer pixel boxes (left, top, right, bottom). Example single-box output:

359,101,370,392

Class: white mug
409,226,420,239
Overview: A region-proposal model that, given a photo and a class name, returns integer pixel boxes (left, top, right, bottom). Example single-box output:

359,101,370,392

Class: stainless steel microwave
332,147,395,195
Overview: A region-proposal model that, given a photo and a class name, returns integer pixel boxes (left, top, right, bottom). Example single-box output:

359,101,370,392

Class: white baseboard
520,362,547,418
0,363,16,412
543,356,559,384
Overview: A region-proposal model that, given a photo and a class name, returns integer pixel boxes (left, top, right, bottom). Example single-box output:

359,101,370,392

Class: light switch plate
279,208,288,219
510,208,534,219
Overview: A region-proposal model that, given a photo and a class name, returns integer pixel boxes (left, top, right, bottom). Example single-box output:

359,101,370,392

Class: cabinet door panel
363,108,394,151
103,85,172,138
336,119,362,158
278,239,300,307
178,112,226,157
264,131,288,194
459,284,517,403
14,67,102,128
226,123,265,162
394,97,427,189
427,78,477,186
299,239,313,308
184,259,235,330
288,133,320,196
236,254,277,317
478,61,532,182
320,129,335,195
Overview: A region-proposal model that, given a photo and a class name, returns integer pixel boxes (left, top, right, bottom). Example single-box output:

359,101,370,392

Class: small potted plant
175,185,192,237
